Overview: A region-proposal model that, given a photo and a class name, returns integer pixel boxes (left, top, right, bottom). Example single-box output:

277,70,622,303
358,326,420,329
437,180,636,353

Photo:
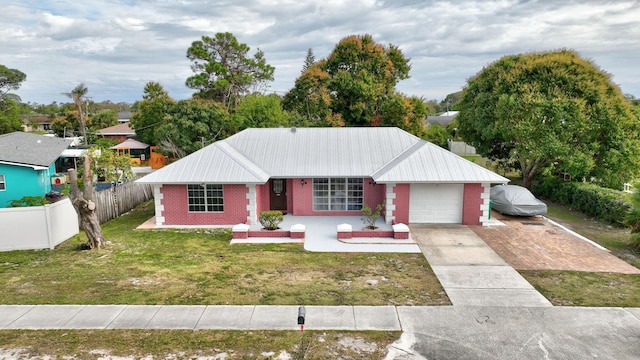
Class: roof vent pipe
291,126,296,133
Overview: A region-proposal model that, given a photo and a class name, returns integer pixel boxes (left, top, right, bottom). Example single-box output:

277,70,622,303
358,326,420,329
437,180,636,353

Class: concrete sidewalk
0,305,402,331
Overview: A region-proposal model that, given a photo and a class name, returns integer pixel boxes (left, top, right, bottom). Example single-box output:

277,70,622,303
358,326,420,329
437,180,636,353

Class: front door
270,179,287,212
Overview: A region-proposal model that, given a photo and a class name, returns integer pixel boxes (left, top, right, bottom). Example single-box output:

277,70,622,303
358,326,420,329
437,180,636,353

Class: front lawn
0,330,399,359
522,270,640,307
0,201,448,306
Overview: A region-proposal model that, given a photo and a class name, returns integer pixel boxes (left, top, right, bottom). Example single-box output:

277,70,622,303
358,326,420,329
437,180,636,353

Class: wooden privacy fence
94,182,153,224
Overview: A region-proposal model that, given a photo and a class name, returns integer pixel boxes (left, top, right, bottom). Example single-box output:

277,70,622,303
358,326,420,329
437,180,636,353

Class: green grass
0,330,400,359
0,201,448,306
520,202,640,307
522,270,640,307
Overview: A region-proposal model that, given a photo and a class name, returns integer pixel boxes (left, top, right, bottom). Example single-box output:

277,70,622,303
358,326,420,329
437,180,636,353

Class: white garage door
409,184,464,223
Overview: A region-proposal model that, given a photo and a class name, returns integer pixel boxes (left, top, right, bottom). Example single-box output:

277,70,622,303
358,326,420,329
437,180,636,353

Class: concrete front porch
138,215,420,253
242,215,419,253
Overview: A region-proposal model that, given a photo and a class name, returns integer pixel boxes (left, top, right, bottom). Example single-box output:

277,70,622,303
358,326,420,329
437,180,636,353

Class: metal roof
373,141,508,183
137,141,269,184
137,127,508,184
97,122,135,135
0,132,72,168
111,138,149,150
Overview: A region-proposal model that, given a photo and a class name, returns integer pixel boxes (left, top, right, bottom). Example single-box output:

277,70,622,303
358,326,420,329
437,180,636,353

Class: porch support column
480,183,491,225
153,184,164,226
246,184,258,225
385,182,397,225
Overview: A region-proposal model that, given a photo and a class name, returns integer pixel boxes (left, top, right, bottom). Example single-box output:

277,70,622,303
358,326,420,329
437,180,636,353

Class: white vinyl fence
0,197,79,252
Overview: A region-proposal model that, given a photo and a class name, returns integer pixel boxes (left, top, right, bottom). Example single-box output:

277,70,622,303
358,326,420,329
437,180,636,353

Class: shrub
624,183,640,249
532,178,631,226
361,202,385,229
258,210,284,230
8,196,50,208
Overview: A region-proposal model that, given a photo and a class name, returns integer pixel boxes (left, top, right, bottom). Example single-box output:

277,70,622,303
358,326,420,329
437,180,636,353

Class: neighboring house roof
425,111,459,128
22,116,52,125
138,127,507,185
0,132,72,169
97,123,135,136
111,138,149,150
118,111,132,122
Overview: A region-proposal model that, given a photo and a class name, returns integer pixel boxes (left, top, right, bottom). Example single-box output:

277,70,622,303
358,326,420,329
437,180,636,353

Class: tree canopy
0,65,26,134
129,82,174,145
0,65,26,99
234,93,291,128
89,110,118,130
283,34,425,136
457,49,640,189
185,32,275,109
155,99,240,157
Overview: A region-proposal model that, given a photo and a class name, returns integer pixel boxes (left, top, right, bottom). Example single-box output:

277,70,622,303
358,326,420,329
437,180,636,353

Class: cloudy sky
2,0,639,105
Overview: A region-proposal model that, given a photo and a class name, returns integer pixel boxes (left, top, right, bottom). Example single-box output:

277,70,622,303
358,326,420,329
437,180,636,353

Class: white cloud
1,0,638,104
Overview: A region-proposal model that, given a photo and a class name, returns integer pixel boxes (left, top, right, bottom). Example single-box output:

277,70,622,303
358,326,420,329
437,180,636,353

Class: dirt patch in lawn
471,212,640,274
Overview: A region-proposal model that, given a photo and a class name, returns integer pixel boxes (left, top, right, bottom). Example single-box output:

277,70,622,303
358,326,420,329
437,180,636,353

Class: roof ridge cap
371,140,426,180
215,141,270,182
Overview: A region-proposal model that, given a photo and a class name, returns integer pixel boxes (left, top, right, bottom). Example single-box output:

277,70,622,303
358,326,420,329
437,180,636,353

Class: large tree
457,49,640,189
186,32,275,109
89,110,118,130
0,65,27,134
0,65,26,100
235,93,290,128
282,63,343,127
283,34,424,135
156,99,240,157
0,94,23,134
129,82,174,145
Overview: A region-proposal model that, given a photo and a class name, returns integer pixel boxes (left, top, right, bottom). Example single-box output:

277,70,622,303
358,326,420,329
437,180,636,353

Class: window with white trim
187,184,223,212
313,178,363,211
0,174,5,191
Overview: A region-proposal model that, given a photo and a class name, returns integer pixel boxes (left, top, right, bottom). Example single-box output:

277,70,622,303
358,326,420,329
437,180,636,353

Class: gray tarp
490,184,547,216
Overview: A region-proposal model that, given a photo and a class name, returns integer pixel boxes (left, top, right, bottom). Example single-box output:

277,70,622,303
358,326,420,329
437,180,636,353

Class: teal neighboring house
0,132,72,207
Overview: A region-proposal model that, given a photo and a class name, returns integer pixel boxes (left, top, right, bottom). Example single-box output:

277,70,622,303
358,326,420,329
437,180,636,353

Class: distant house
111,138,151,164
96,122,135,143
117,111,132,123
22,116,53,132
137,127,508,227
424,111,459,128
0,132,72,206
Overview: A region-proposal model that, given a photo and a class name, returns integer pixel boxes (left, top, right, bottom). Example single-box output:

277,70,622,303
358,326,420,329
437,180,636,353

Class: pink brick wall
392,183,411,224
352,230,394,238
162,184,249,225
286,178,294,212
462,183,483,225
291,177,312,214
248,230,291,237
256,183,269,213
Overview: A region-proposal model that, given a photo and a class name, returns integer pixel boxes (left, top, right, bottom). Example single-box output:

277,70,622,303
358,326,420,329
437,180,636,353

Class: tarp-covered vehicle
490,184,547,216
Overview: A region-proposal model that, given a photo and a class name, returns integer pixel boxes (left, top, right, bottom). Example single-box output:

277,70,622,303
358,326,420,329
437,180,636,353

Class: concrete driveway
409,224,551,307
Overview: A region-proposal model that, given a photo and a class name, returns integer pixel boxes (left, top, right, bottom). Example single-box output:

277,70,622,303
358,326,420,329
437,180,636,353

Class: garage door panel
409,184,463,223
